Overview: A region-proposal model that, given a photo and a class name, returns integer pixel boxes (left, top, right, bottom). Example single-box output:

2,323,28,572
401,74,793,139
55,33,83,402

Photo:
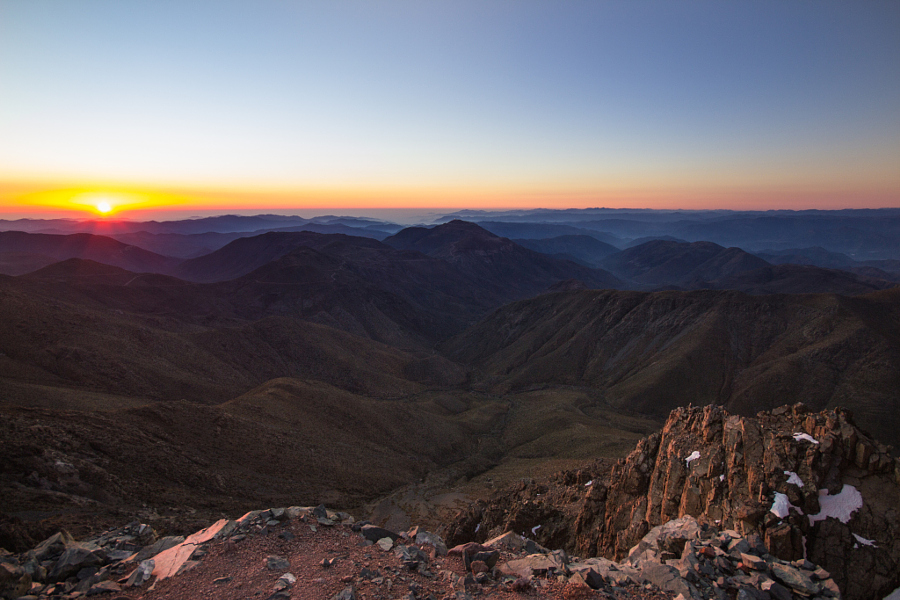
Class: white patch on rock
531,525,541,535
792,433,819,444
585,480,593,487
808,485,863,525
685,451,700,465
852,533,877,547
784,471,804,487
474,523,480,533
771,493,802,518
719,474,725,482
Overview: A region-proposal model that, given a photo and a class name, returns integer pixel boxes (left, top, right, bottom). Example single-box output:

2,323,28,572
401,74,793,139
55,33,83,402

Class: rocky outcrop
446,404,900,600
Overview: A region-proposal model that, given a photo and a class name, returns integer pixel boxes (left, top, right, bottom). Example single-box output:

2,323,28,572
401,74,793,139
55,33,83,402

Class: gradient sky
1,1,899,218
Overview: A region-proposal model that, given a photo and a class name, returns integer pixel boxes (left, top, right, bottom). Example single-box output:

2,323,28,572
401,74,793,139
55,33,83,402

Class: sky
1,0,899,219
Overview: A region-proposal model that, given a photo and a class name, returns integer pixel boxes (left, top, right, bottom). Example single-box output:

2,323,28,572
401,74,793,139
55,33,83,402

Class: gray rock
415,531,448,556
265,555,290,571
740,553,768,571
360,525,400,543
133,536,185,562
32,531,76,562
484,531,527,552
20,556,46,583
770,563,819,596
331,585,357,600
377,537,393,551
124,558,154,588
470,550,499,569
640,562,699,599
395,545,430,568
0,563,31,600
760,579,792,600
274,572,296,590
48,547,104,582
500,553,567,578
524,538,550,554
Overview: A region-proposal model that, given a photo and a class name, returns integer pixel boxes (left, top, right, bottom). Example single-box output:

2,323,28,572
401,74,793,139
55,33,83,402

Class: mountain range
1,210,899,583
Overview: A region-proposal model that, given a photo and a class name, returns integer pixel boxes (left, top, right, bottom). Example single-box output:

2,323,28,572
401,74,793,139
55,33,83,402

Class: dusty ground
112,515,674,600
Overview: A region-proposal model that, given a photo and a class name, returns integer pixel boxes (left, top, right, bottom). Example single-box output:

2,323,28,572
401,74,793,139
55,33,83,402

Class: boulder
0,562,31,600
48,546,104,582
415,531,448,556
359,525,400,543
31,531,76,562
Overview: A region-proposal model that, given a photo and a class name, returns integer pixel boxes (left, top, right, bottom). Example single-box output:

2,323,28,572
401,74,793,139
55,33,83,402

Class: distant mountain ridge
600,240,769,285
513,235,620,267
594,239,895,294
383,220,623,296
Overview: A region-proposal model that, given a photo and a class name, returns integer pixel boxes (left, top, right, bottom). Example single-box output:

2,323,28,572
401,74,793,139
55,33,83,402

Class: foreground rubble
2,403,897,599
0,502,845,600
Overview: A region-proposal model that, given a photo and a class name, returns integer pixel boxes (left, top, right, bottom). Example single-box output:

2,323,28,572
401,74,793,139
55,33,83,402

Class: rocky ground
445,404,900,600
1,505,683,600
3,404,899,600
0,501,852,600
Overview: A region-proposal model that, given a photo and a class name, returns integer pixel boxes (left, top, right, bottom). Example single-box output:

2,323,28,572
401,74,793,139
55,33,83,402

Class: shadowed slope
514,235,620,267
442,288,900,446
0,273,464,407
384,220,622,296
0,231,181,274
707,263,897,295
600,240,769,285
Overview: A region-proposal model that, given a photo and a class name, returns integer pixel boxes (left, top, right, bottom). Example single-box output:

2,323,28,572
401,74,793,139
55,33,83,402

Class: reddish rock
449,404,900,600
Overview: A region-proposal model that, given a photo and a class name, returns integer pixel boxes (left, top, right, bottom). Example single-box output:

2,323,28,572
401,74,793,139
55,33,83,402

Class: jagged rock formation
445,404,900,600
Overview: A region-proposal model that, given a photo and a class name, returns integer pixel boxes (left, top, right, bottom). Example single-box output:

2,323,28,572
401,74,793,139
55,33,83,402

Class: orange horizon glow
1,178,899,220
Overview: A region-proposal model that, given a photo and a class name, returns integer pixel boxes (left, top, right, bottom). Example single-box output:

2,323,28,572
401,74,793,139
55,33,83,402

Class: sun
96,201,112,214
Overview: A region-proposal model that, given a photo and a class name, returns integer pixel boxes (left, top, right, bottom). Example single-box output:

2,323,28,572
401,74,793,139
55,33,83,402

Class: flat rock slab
152,518,232,580
770,562,819,596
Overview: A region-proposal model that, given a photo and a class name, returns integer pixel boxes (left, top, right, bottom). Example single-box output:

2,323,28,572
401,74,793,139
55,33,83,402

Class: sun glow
4,185,196,218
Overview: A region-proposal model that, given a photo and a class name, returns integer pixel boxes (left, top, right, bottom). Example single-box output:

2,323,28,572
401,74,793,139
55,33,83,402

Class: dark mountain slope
221,243,497,346
0,251,57,276
173,231,330,282
384,220,622,296
442,288,900,446
0,274,463,407
600,240,770,285
708,263,896,295
0,231,181,273
513,235,620,267
755,246,857,269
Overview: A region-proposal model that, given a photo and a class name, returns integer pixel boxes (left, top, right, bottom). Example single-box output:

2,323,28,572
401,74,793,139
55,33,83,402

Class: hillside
0,272,467,406
599,240,771,286
0,231,181,274
442,288,900,447
384,220,622,296
514,235,621,267
707,263,897,295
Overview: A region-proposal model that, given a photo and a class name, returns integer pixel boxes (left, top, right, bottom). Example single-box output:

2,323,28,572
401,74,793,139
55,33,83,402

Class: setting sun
96,200,112,214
